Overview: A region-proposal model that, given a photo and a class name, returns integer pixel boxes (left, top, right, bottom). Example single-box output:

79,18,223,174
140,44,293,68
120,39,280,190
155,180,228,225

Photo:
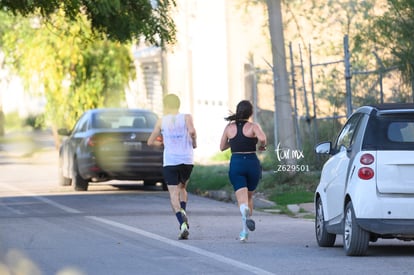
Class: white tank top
161,113,194,166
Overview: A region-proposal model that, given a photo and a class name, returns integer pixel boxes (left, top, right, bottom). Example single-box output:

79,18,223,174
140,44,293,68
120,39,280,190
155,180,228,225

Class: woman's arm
253,123,267,150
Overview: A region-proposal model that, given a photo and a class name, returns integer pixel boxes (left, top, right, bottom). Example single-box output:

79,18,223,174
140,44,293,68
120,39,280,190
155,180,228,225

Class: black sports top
229,121,258,152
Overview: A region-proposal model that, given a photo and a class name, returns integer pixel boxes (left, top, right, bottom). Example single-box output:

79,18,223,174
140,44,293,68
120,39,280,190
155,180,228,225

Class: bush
4,112,24,130
24,114,45,130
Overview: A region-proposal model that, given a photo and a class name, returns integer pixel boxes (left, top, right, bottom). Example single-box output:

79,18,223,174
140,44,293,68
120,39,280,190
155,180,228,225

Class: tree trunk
0,107,4,136
266,0,297,166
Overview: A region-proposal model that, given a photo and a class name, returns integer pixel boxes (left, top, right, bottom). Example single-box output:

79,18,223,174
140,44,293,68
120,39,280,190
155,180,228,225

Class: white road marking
87,216,276,275
0,182,81,214
0,183,275,274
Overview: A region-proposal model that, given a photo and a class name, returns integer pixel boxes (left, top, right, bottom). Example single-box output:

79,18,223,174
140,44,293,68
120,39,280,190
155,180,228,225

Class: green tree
2,9,134,146
0,11,16,136
365,0,414,100
0,0,176,44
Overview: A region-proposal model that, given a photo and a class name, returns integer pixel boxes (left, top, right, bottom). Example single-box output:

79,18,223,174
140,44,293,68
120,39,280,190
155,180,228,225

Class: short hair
163,94,180,109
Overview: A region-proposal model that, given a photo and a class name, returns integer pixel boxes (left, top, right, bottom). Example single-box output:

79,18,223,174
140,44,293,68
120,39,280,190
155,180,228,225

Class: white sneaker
179,222,189,240
239,231,248,242
180,208,189,229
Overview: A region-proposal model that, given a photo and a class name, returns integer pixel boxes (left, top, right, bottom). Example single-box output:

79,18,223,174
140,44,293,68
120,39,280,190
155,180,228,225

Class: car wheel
343,201,370,256
143,180,157,186
72,158,89,191
58,156,72,186
315,197,336,247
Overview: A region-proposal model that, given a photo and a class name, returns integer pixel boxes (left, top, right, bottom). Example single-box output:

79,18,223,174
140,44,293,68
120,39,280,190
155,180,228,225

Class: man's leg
167,185,182,216
168,184,189,239
179,181,188,210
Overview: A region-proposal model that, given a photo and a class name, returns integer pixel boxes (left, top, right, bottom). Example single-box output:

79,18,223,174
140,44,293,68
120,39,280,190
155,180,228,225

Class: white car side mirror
315,142,332,154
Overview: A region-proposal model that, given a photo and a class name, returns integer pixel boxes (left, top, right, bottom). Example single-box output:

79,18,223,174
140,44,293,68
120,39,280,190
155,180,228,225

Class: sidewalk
0,130,55,158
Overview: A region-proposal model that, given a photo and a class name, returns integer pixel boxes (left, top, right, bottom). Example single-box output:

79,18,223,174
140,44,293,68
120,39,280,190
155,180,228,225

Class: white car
314,103,414,256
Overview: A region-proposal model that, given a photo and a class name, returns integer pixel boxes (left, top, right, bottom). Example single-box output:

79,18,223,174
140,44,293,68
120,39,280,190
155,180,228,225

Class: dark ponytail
224,100,253,122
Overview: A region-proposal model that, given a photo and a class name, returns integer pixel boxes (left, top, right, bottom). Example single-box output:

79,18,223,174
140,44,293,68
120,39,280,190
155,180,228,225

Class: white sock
239,204,248,232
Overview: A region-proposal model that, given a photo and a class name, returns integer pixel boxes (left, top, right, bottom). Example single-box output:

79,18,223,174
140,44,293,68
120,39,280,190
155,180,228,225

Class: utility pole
266,0,296,165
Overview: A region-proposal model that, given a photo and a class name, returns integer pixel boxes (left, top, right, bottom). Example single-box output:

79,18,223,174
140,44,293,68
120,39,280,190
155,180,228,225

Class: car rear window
93,111,157,129
387,122,414,142
363,112,414,150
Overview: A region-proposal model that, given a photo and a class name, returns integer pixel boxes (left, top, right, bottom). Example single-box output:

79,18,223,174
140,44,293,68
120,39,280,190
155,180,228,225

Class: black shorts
163,164,194,185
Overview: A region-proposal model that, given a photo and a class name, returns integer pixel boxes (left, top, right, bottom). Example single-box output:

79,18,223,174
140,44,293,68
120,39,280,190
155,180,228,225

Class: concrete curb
204,190,315,219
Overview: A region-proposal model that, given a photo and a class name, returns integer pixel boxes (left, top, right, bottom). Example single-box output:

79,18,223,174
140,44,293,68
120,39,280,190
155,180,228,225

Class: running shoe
180,208,189,229
243,207,255,231
178,222,189,240
239,231,248,242
246,218,255,231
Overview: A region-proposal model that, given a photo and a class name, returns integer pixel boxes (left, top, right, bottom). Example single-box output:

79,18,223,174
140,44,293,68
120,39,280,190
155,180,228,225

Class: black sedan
58,108,165,191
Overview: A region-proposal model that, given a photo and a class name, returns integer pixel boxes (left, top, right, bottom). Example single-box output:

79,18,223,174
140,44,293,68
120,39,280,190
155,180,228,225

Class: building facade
132,0,272,159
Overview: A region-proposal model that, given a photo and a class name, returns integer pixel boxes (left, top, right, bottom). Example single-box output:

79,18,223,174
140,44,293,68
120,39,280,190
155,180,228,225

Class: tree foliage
0,0,176,44
2,9,135,132
364,0,414,97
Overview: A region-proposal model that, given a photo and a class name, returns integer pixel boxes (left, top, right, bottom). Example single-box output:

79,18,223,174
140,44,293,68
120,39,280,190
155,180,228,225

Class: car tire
315,197,336,247
58,157,72,186
343,201,370,256
72,158,89,191
144,180,168,191
143,180,157,186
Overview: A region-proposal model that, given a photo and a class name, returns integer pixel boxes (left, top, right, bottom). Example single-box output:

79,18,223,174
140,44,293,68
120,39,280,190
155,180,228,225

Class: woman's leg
247,190,255,216
235,187,248,207
235,187,249,239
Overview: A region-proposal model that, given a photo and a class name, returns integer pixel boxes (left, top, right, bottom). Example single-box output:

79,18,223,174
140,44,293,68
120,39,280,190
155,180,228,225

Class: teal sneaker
239,231,248,242
179,222,189,240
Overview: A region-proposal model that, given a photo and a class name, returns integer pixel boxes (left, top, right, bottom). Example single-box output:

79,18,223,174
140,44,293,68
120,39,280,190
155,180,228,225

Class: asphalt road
1,136,414,275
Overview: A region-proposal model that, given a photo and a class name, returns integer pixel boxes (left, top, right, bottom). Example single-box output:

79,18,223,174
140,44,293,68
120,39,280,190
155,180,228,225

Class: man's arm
185,114,197,149
220,125,230,151
147,119,163,147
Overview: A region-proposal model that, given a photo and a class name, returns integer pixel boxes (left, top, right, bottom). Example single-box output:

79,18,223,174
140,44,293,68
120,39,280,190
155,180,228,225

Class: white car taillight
358,153,374,180
360,153,374,165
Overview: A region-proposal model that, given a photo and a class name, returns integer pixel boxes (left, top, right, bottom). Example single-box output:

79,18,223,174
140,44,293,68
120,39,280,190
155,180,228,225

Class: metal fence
288,34,400,148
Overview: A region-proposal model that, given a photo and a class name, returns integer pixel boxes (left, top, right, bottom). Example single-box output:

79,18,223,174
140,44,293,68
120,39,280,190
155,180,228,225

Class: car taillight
87,136,116,147
358,153,374,180
358,167,374,180
360,153,374,165
87,136,98,147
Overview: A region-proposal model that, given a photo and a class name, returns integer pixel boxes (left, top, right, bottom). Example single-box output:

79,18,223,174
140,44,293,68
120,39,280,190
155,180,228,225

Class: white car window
334,113,363,151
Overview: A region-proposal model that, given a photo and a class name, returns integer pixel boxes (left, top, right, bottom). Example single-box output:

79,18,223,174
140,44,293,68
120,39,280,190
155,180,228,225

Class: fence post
309,43,319,145
289,42,302,150
344,35,353,117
